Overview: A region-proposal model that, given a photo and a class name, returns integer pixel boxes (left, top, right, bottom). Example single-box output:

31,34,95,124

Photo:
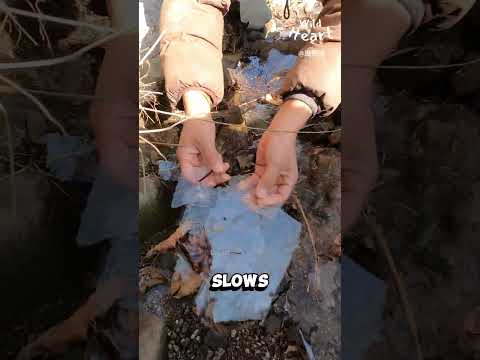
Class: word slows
210,273,270,291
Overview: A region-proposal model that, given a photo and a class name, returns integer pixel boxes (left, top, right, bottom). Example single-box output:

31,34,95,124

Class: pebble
204,330,228,349
191,329,199,340
180,338,189,347
264,314,282,335
231,329,237,338
206,350,214,360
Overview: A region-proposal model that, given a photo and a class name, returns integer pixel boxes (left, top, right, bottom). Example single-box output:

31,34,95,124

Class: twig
29,0,54,54
139,135,167,160
0,84,98,100
0,2,113,33
345,55,480,70
146,222,192,258
0,32,120,70
0,102,16,217
139,115,193,134
0,74,67,135
293,194,319,267
139,30,166,65
365,214,423,360
140,90,164,95
139,107,342,135
5,11,38,46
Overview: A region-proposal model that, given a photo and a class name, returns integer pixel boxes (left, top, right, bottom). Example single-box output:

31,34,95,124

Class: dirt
346,7,480,359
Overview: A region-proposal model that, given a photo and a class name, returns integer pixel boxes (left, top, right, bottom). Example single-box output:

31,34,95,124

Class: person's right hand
177,114,230,187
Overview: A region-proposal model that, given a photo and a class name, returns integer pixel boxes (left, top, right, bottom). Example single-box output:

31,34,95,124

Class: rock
240,0,272,29
191,329,200,340
206,350,214,360
264,314,282,335
204,330,228,349
139,309,168,360
230,329,237,338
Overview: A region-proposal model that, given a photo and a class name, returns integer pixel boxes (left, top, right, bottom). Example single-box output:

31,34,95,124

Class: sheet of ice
158,160,178,181
172,176,301,322
342,256,386,360
172,177,217,208
46,134,95,181
239,49,297,95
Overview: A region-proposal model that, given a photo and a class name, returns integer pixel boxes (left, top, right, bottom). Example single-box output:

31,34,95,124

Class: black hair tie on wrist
284,0,290,19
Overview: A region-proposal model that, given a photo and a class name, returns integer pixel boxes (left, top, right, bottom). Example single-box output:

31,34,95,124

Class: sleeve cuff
284,93,319,117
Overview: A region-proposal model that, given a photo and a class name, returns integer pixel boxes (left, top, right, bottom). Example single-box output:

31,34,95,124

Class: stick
0,32,120,70
0,2,113,33
0,102,16,217
366,214,423,360
0,74,67,135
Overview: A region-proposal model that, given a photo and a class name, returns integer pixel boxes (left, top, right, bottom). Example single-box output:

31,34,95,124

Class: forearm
159,0,230,109
268,99,313,134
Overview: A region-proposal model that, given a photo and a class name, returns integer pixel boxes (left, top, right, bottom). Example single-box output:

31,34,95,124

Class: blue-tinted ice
172,176,302,322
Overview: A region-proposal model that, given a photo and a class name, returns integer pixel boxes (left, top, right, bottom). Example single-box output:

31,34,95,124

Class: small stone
196,336,201,342
207,350,214,360
231,329,237,338
180,338,189,347
204,330,228,349
245,348,250,354
191,329,200,340
264,314,282,335
264,351,271,360
173,344,180,352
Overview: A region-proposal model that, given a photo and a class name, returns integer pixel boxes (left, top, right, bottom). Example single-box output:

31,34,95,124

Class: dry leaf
139,266,168,294
146,222,191,258
169,270,202,299
180,230,212,274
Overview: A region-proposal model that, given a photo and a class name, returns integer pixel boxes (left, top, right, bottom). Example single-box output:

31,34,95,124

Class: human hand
238,99,312,208
239,130,298,208
177,114,230,187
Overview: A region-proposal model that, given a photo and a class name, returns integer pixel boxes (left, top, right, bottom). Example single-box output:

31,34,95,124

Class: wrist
269,99,312,134
183,90,212,117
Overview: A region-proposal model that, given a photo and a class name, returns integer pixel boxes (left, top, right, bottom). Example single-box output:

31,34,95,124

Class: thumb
198,141,225,174
256,165,279,199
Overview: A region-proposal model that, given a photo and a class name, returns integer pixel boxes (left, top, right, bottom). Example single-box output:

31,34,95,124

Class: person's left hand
238,130,298,208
